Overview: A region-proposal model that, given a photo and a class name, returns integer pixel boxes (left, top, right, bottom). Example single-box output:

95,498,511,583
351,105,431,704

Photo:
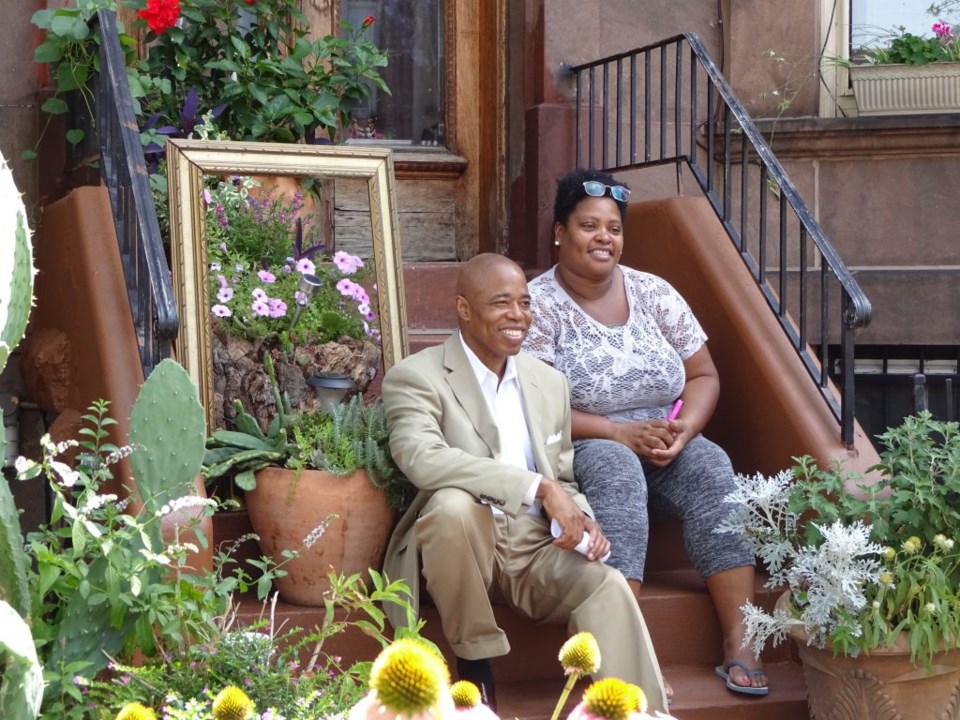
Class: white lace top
523,266,707,422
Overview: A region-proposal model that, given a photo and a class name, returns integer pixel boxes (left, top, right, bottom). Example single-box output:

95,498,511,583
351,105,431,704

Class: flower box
850,62,960,116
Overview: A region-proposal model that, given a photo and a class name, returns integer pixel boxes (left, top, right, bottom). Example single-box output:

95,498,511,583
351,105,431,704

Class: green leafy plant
854,19,960,65
204,176,378,348
127,0,388,143
289,395,416,512
72,569,426,718
717,411,960,671
26,0,139,158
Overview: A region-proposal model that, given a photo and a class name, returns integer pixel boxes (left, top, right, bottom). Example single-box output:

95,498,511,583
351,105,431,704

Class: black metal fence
570,33,872,446
90,9,178,378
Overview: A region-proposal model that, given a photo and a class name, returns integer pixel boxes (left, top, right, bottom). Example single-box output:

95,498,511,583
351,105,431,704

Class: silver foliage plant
716,470,884,658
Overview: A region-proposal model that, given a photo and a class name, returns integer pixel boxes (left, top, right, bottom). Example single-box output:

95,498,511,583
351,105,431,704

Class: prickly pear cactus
0,149,36,377
0,149,34,626
129,358,207,539
0,600,43,720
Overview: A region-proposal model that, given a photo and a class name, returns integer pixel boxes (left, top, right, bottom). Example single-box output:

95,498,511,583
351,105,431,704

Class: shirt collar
458,331,518,390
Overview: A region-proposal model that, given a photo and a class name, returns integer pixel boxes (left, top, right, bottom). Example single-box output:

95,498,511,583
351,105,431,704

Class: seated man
381,253,668,713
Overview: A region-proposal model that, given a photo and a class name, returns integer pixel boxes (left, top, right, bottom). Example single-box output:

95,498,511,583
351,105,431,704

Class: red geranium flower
243,0,257,4
362,15,375,28
138,0,181,35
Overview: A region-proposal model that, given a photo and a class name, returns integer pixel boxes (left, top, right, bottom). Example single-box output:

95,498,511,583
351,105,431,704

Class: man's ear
455,295,470,323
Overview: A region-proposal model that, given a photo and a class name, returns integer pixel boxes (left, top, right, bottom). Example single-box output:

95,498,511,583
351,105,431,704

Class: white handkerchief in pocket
546,432,562,445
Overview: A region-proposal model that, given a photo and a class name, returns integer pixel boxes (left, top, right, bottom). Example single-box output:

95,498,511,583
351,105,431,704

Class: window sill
753,115,960,159
391,148,468,179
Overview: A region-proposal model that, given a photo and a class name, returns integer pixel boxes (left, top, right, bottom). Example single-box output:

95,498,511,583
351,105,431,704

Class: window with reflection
851,0,939,51
342,0,445,146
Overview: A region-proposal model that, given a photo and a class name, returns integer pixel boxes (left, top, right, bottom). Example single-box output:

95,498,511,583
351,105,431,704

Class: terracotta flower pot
777,593,960,719
245,466,397,606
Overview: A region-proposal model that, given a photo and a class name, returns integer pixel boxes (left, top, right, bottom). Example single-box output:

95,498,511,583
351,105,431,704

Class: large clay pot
245,466,397,606
778,593,960,719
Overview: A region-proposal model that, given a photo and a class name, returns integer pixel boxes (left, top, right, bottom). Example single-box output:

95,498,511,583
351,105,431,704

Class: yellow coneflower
559,632,601,676
551,632,601,720
451,680,482,709
450,679,501,720
212,686,254,720
115,703,156,720
902,536,922,554
623,683,648,713
348,638,454,720
581,678,635,720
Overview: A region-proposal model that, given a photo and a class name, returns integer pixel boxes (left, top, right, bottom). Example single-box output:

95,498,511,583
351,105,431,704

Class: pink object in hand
667,399,683,421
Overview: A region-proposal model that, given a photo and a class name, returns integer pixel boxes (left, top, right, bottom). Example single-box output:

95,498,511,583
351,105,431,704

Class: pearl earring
554,237,561,246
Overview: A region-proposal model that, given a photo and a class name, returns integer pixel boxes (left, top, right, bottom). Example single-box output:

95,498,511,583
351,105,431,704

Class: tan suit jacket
381,333,590,630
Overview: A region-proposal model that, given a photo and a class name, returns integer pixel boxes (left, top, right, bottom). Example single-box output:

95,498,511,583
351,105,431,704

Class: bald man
381,254,668,712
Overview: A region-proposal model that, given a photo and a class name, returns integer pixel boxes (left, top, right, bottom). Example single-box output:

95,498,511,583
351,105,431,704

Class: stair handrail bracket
570,32,872,446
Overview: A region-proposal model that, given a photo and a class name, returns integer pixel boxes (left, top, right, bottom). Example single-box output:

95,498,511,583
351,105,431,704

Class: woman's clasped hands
610,418,689,467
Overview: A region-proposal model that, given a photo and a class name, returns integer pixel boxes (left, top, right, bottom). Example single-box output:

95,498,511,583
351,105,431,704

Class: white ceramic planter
850,62,960,116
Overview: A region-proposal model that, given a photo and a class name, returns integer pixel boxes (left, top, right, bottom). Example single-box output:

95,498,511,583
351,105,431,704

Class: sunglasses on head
582,180,631,203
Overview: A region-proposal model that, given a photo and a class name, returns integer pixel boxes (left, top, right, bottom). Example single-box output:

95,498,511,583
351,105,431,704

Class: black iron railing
570,33,872,446
90,9,178,377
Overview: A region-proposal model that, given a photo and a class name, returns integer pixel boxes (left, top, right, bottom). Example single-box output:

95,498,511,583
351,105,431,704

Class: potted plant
204,368,415,607
848,19,960,115
717,411,960,718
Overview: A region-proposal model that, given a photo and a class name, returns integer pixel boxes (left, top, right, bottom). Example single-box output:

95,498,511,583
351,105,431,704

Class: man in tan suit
381,254,668,713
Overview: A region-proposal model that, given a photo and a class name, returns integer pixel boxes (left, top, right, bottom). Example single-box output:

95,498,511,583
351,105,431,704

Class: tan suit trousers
416,488,669,713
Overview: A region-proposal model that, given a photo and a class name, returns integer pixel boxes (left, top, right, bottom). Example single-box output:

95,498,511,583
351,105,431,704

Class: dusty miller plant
717,412,960,671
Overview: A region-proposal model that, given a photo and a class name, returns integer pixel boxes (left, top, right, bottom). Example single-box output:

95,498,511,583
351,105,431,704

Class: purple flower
252,300,270,317
333,251,364,274
219,242,227,252
252,288,268,301
934,21,953,38
267,298,288,318
235,263,244,272
218,274,228,289
353,286,370,305
282,264,293,273
203,188,213,204
258,270,276,283
210,262,221,272
212,304,232,317
217,287,234,303
296,258,316,275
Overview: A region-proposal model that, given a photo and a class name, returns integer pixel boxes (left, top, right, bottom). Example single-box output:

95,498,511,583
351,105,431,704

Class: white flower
80,493,117,514
49,460,80,488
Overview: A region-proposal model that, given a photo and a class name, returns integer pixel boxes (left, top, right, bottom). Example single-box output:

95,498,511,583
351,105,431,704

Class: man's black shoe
456,657,498,712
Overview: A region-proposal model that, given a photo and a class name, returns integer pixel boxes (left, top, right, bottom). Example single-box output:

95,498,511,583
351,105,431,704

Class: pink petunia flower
217,287,234,303
333,251,364,274
258,270,276,283
218,274,228,288
337,278,359,297
252,288,268,301
296,258,316,275
212,304,232,317
251,300,270,316
267,298,288,318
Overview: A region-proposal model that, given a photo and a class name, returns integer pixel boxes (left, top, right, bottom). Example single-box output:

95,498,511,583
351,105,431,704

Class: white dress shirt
459,333,541,514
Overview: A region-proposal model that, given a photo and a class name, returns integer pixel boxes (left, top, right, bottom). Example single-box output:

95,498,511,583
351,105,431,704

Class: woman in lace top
522,169,769,697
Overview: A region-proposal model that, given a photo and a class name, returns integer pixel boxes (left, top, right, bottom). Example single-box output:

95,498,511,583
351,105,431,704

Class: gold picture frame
166,139,409,428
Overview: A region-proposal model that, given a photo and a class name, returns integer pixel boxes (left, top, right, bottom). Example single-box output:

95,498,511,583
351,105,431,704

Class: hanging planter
850,62,960,116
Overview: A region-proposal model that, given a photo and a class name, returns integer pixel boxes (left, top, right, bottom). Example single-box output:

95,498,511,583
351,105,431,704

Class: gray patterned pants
573,434,754,581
